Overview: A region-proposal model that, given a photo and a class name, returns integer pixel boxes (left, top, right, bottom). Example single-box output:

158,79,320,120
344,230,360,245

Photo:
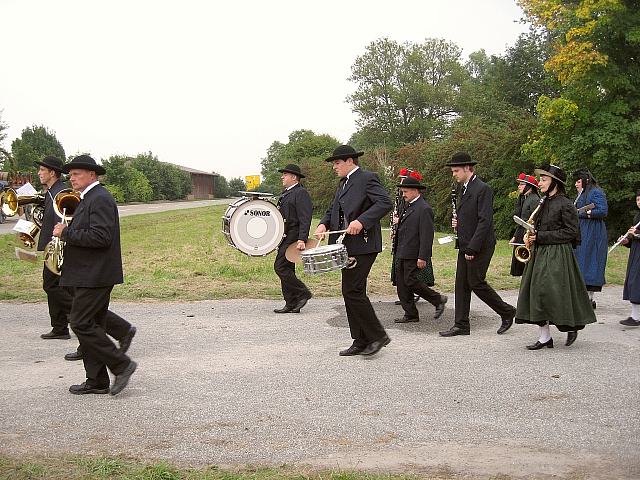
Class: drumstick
315,227,391,237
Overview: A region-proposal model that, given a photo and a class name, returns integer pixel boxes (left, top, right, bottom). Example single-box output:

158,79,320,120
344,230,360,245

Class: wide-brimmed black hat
396,176,426,190
325,145,364,162
34,155,64,173
534,163,566,185
445,151,477,167
61,154,106,175
277,163,305,178
573,168,597,185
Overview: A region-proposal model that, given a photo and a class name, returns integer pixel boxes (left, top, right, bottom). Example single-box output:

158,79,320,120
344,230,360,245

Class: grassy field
0,204,630,302
0,455,458,480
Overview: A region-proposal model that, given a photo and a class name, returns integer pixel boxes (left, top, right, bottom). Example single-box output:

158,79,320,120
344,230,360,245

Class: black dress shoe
339,345,365,356
273,305,299,313
110,360,137,396
565,331,578,346
69,382,109,395
620,317,640,326
394,299,402,305
497,307,516,334
40,330,71,340
394,316,419,323
526,338,554,350
64,351,83,361
119,326,136,354
434,295,448,319
439,326,470,337
591,300,596,309
293,293,312,312
360,336,391,356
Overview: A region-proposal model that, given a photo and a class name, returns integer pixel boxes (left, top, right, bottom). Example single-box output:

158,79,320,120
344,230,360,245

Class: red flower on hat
398,168,409,176
409,171,423,181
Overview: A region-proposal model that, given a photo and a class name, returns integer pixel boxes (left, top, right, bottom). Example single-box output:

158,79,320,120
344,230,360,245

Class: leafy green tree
10,125,65,173
101,155,152,203
518,0,640,237
0,111,10,171
130,152,191,200
213,174,230,198
228,177,246,196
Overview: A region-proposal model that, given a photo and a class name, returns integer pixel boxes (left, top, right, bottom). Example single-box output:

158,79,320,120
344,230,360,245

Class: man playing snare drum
273,164,313,313
314,145,392,356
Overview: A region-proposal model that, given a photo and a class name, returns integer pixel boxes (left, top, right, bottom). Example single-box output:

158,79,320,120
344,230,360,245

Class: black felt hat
61,155,106,175
396,176,426,190
277,163,305,178
534,163,566,185
34,156,64,173
445,151,477,167
325,145,364,162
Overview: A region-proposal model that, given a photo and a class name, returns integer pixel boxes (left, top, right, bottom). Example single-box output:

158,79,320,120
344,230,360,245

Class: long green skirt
516,243,596,331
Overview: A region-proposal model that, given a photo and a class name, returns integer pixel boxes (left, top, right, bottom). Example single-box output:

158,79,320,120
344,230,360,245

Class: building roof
166,162,218,176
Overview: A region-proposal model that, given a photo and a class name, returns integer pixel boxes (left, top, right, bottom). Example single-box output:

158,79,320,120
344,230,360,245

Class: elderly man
53,155,137,395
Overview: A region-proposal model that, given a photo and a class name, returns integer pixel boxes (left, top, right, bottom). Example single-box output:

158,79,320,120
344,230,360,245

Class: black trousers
342,252,386,347
397,259,442,318
74,310,132,355
68,286,130,388
42,265,73,334
454,245,514,330
274,242,310,306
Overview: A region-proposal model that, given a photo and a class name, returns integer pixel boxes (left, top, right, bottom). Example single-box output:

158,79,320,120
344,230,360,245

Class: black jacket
534,193,580,246
277,183,312,244
455,175,496,255
59,184,123,287
37,179,68,251
320,168,392,256
395,196,434,260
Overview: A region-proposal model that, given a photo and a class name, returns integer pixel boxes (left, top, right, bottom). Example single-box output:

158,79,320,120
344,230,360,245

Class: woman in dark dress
515,164,596,349
619,189,640,327
510,173,541,276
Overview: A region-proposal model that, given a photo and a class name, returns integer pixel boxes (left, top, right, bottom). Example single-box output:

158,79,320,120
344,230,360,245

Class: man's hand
392,214,399,225
314,224,327,240
296,240,306,251
52,223,66,238
347,219,363,235
464,253,475,261
417,258,426,269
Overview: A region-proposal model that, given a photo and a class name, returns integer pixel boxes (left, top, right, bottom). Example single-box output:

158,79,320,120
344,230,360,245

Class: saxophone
514,195,547,264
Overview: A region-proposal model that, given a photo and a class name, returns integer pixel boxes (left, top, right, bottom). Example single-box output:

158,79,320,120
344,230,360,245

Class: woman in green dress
515,164,596,349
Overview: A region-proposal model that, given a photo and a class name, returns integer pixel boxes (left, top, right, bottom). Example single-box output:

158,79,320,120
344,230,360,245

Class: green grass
0,455,465,480
0,204,630,302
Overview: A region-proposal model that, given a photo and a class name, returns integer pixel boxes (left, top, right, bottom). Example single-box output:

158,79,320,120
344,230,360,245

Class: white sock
588,291,594,301
539,324,551,343
632,303,640,321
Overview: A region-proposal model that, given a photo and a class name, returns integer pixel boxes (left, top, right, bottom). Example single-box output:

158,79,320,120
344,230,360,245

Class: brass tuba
514,196,547,264
1,187,46,217
43,189,81,275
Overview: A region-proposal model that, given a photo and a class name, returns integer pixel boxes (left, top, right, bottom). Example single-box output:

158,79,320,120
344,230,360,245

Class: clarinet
450,184,458,236
390,187,403,254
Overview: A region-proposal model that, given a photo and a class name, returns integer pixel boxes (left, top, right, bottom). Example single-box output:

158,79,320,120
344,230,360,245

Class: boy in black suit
393,176,447,323
314,145,392,356
53,155,137,395
439,152,515,337
273,164,313,313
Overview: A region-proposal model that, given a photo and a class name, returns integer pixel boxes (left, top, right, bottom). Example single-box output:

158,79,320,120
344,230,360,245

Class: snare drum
222,198,285,256
301,244,349,274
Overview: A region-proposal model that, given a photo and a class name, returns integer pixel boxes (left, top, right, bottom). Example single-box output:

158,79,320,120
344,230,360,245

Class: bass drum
222,198,285,256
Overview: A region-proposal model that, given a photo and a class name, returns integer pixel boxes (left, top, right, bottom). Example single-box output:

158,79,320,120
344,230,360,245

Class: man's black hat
445,151,478,167
61,154,106,175
325,145,364,162
396,176,426,190
535,163,566,185
277,163,305,178
34,155,64,173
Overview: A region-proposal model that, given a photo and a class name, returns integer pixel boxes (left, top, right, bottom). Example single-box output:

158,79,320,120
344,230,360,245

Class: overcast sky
1,0,528,180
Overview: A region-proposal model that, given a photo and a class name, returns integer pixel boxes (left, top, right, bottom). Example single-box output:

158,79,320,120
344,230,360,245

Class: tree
10,125,65,173
213,174,230,198
101,155,153,203
130,152,191,200
228,177,246,196
518,0,640,237
347,38,468,148
0,111,10,171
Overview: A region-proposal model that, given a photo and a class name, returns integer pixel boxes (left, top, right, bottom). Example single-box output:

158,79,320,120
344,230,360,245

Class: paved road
0,198,231,235
1,286,638,478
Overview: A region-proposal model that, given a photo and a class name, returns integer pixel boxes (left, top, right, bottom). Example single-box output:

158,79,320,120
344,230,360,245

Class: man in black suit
35,156,74,341
394,176,447,323
53,155,137,395
314,145,392,356
273,164,313,313
439,152,516,337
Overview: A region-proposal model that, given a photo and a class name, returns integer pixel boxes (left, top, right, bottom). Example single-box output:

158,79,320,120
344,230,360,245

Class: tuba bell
1,187,46,217
43,189,81,275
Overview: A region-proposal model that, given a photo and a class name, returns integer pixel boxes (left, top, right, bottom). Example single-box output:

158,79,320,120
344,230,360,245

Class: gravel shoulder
1,286,638,479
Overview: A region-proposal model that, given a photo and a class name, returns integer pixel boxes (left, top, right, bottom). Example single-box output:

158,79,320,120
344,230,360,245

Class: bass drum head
225,198,284,256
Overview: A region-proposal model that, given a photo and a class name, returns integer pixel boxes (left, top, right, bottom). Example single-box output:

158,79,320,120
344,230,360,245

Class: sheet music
15,182,37,196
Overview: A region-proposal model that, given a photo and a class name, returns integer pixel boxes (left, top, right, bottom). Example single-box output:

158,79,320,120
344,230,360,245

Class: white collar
408,196,420,204
346,166,360,180
285,182,298,191
463,174,476,189
80,181,100,199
